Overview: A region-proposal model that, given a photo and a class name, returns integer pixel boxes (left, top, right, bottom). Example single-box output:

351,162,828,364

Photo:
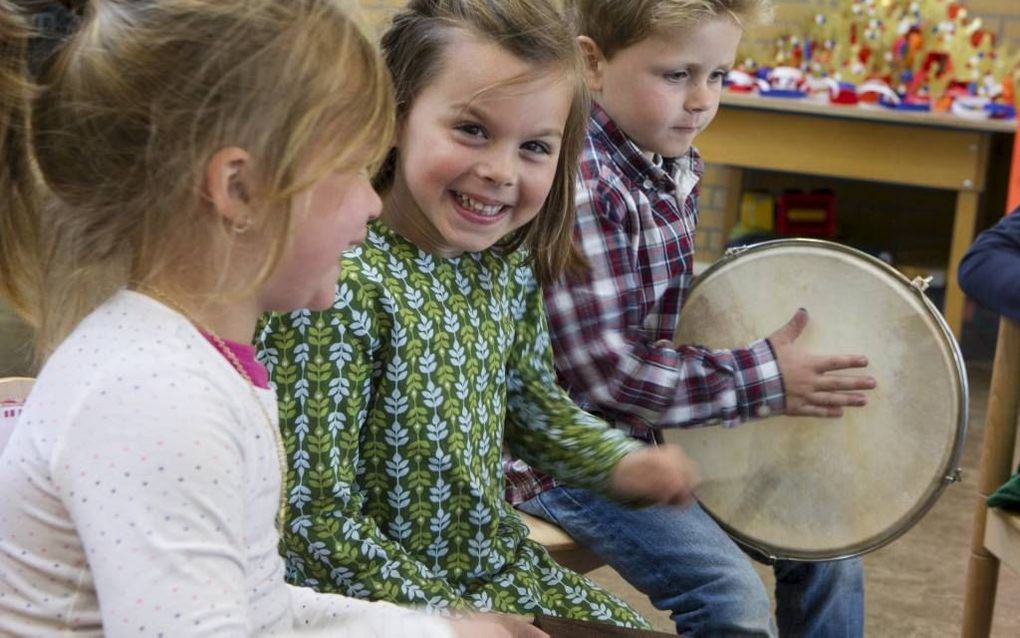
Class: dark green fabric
988,470,1020,510
257,221,647,627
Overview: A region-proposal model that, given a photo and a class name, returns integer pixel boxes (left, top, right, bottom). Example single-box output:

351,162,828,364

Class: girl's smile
451,190,510,223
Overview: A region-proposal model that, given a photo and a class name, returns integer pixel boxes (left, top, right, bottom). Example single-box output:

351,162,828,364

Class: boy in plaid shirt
504,1,877,635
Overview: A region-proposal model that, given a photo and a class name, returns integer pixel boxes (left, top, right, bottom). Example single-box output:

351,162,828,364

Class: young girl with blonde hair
0,1,527,635
258,0,697,628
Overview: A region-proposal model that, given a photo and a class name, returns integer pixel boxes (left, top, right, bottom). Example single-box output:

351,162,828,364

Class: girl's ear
577,36,607,92
204,147,254,231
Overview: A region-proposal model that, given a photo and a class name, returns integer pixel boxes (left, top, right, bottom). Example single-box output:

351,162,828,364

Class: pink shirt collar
200,332,270,389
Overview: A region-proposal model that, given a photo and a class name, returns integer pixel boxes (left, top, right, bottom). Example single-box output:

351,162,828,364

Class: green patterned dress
256,220,649,627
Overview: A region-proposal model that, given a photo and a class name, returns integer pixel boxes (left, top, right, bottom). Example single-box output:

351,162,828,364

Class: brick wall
695,166,739,259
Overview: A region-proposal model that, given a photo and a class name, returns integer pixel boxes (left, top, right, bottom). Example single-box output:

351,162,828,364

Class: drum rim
684,238,969,562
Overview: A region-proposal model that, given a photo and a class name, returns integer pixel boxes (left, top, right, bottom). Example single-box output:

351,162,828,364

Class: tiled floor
585,362,1020,636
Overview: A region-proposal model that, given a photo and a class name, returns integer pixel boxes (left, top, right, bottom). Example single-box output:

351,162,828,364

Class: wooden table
696,92,1016,339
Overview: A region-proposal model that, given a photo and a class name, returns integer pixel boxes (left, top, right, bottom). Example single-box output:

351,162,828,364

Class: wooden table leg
962,319,1020,637
944,190,980,339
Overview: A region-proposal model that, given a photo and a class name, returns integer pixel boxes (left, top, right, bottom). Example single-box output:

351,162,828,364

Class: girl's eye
710,70,729,82
455,123,487,138
664,70,689,82
521,141,552,155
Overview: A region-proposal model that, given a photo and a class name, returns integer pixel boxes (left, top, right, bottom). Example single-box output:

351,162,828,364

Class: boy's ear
577,36,607,92
204,146,254,231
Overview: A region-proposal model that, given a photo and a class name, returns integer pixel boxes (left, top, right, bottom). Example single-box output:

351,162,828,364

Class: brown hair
0,0,394,357
566,0,773,59
376,0,588,286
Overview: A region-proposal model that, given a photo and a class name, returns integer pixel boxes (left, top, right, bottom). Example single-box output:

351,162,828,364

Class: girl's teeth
455,192,504,216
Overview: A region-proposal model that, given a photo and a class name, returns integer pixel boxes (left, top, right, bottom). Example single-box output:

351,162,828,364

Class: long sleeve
261,278,468,613
54,376,256,636
285,585,455,637
60,392,453,638
543,175,784,433
959,208,1020,323
503,265,643,494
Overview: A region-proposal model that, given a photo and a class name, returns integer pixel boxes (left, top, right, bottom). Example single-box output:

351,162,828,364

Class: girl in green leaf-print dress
257,0,697,629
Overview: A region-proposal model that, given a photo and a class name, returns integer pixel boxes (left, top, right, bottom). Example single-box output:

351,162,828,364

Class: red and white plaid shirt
504,102,785,505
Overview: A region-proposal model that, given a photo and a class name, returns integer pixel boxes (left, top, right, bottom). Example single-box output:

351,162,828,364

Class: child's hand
609,444,699,506
449,613,549,638
768,308,877,418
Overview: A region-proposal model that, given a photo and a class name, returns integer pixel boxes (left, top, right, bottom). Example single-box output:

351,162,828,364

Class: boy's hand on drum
768,308,877,418
449,613,549,638
609,444,699,506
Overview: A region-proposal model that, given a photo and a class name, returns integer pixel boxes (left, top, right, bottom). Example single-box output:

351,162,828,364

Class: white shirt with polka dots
0,291,453,637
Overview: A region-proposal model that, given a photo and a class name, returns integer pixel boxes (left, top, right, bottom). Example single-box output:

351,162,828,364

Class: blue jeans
518,485,864,637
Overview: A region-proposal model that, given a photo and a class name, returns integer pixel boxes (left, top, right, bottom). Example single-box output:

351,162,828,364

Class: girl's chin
308,285,340,311
440,221,511,254
291,278,340,313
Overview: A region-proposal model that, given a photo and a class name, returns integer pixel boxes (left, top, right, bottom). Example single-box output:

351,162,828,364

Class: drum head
667,240,967,561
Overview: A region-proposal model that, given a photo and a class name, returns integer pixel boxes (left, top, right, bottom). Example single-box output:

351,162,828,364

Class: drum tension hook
910,275,933,293
944,468,963,484
723,245,751,259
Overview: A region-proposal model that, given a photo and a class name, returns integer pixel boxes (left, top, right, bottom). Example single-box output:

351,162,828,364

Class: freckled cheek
411,152,467,196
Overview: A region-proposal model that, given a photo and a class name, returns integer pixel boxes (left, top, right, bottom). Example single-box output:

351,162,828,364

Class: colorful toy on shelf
857,78,901,107
775,190,837,239
740,190,775,233
761,65,808,98
728,0,1020,121
831,81,859,105
728,191,778,244
725,68,766,93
